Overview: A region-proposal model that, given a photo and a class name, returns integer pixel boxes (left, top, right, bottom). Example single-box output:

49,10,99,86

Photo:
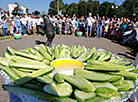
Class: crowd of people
0,13,44,38
0,12,138,47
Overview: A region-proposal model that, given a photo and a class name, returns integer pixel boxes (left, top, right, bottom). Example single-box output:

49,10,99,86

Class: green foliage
48,0,138,18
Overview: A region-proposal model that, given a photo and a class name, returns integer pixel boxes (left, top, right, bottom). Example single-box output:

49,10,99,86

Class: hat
89,13,92,15
16,15,19,18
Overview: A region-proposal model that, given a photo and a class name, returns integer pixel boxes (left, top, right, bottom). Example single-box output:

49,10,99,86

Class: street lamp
57,0,59,15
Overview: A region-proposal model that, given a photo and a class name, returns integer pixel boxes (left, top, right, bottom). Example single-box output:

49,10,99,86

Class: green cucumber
22,83,43,90
11,56,46,66
15,51,43,61
9,62,49,69
73,48,83,58
40,44,47,51
86,97,105,102
43,82,73,97
74,89,96,102
100,52,112,61
77,51,93,62
85,64,120,72
36,76,54,84
115,60,132,66
108,56,117,63
53,98,77,102
97,51,106,61
15,66,54,85
6,46,15,55
0,57,9,67
87,60,126,70
11,67,27,77
125,65,136,72
46,46,52,55
116,80,130,91
59,48,70,58
74,69,112,82
126,80,136,90
4,52,11,60
17,68,36,73
38,47,53,60
111,77,124,86
62,74,96,92
28,48,36,54
93,82,118,92
53,73,64,83
91,52,99,60
0,65,19,80
96,91,122,99
54,46,60,59
109,71,138,80
3,85,58,101
43,59,50,65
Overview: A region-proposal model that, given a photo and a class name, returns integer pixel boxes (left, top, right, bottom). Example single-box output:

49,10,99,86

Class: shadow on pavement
35,40,46,45
118,52,135,61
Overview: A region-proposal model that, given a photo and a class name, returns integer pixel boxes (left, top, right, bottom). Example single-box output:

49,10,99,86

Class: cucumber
97,51,106,61
43,82,73,97
53,98,77,102
43,59,50,65
115,60,132,66
4,52,11,60
53,73,64,83
3,85,58,101
86,97,105,102
73,48,83,58
62,74,96,92
9,62,49,70
126,80,136,90
108,75,122,82
6,46,15,55
85,64,120,72
109,71,138,80
74,69,112,82
17,68,35,73
87,60,126,70
28,48,36,54
59,48,70,58
54,46,60,59
34,45,40,51
116,80,130,91
93,82,118,92
125,65,136,72
15,51,43,61
15,67,54,85
108,56,117,63
11,67,27,77
40,44,47,51
91,52,99,60
111,77,124,86
22,83,43,91
38,47,53,60
74,89,96,102
77,51,93,62
0,57,9,67
0,65,19,80
100,52,112,61
11,56,46,66
96,91,122,99
46,46,52,55
36,76,54,84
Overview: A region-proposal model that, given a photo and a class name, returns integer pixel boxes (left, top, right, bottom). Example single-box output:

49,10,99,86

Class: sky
0,0,126,13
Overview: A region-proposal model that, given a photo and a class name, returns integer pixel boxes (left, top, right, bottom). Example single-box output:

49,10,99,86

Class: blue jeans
16,26,21,33
2,27,8,37
96,25,102,37
22,24,27,35
87,25,92,33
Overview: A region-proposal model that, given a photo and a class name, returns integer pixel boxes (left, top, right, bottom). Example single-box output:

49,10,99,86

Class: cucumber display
0,44,137,102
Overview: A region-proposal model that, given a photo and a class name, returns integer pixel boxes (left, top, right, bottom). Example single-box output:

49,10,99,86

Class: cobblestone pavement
0,35,136,102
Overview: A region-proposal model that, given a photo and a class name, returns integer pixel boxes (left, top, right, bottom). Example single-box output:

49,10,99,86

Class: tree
66,3,78,17
93,1,100,16
78,1,87,17
86,0,94,15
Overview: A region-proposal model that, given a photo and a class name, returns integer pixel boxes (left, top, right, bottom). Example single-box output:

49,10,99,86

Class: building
8,3,28,17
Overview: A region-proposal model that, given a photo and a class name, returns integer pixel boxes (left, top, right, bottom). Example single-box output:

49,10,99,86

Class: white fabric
21,18,27,25
36,18,41,25
31,18,37,26
123,30,133,36
136,30,138,42
71,19,76,27
26,17,32,24
86,17,93,26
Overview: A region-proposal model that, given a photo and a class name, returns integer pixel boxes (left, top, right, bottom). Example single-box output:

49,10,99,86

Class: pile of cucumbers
0,44,138,102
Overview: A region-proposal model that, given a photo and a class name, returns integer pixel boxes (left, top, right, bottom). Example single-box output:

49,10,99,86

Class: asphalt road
0,35,136,102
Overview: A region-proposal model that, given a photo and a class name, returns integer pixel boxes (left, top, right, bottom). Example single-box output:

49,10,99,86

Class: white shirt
31,18,37,26
86,17,93,26
26,17,32,24
71,19,76,27
21,17,27,25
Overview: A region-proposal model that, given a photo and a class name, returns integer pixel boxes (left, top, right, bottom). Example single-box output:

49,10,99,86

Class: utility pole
57,0,59,15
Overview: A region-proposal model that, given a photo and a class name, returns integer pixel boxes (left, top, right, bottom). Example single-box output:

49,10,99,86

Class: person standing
96,17,103,38
64,16,71,35
86,13,93,37
31,15,37,35
21,15,27,36
1,16,8,38
79,16,85,36
71,17,76,36
26,14,32,34
14,16,21,34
